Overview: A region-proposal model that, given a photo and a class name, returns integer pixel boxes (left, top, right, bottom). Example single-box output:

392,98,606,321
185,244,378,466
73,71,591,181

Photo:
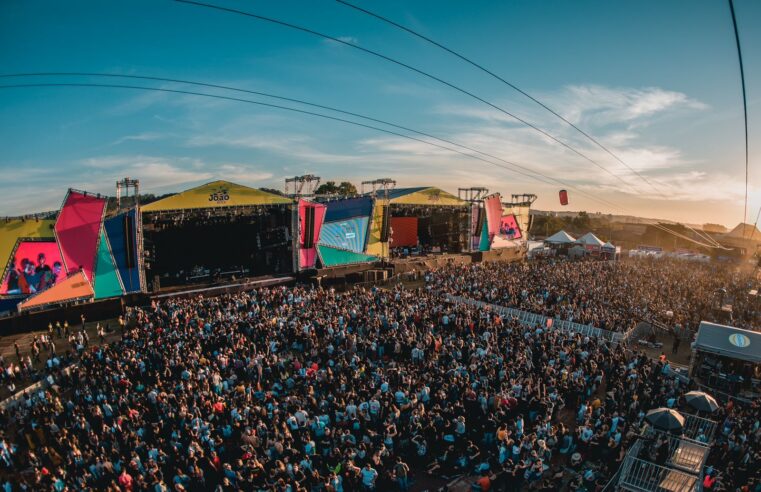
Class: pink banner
55,191,106,281
298,199,326,269
483,194,502,238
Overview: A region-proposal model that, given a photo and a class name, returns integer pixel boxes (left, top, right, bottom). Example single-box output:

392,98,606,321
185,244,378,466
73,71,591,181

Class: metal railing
681,412,718,443
618,454,701,492
447,295,626,345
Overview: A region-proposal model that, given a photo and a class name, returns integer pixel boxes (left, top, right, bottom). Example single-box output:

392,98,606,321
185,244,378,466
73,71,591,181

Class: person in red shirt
118,469,134,491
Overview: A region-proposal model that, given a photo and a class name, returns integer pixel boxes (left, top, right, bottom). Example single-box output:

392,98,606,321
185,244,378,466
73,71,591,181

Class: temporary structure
544,230,576,244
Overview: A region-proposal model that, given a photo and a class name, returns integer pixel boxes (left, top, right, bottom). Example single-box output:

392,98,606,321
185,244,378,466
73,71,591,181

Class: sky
0,0,759,226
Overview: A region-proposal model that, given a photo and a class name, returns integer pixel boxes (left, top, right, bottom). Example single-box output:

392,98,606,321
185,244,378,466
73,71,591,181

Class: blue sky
1,0,759,225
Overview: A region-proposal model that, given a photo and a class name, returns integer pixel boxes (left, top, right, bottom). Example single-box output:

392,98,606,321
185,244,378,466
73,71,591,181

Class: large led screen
1,240,65,295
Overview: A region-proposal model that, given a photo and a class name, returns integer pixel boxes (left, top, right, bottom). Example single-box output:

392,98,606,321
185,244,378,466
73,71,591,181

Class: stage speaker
380,206,391,242
304,206,316,248
123,214,136,268
474,207,485,236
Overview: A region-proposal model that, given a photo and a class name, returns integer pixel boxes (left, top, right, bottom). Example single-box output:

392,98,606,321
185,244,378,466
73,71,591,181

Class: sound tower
304,206,315,248
380,206,391,242
123,213,136,268
474,207,485,236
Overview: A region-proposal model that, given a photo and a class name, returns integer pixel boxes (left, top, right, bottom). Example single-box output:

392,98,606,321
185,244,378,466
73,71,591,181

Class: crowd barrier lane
0,364,78,411
446,295,623,345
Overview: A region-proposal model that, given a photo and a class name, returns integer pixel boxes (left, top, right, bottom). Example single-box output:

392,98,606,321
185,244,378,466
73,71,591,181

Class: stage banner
104,209,142,293
298,199,327,269
483,194,503,238
389,217,418,248
1,240,65,296
319,217,370,253
55,191,106,282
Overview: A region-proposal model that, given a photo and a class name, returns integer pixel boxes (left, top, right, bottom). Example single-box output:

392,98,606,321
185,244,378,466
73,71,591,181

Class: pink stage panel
55,191,106,281
483,194,503,237
298,200,327,269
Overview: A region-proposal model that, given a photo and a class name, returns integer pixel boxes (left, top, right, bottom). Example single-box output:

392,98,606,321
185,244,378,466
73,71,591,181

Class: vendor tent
576,232,605,247
694,321,761,364
545,230,576,244
602,241,616,251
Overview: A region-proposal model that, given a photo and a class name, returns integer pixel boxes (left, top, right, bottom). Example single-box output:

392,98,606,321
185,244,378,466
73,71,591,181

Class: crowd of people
0,257,758,491
427,257,761,334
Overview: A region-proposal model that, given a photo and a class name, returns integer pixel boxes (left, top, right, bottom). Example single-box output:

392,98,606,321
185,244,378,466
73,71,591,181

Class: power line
727,0,750,235
0,72,619,208
174,0,639,192
335,0,668,200
0,81,623,211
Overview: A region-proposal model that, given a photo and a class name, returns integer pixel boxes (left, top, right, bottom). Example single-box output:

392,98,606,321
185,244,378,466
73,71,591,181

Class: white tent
545,230,576,244
576,232,605,247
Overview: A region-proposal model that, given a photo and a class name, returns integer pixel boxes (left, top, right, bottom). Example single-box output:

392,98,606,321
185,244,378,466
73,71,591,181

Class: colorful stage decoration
317,245,378,267
316,197,374,263
491,214,523,249
93,229,124,299
18,271,94,312
319,217,370,253
55,190,107,282
365,199,387,257
298,199,327,270
103,209,143,293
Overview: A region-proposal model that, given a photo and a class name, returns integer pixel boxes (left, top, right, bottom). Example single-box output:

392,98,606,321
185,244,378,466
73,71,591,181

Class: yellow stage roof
141,180,292,212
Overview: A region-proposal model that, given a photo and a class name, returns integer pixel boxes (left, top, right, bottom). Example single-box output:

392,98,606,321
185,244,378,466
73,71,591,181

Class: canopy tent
141,180,291,212
576,232,605,247
18,271,93,312
317,245,378,267
383,187,466,206
694,321,761,364
0,219,56,280
545,230,576,244
602,241,616,251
